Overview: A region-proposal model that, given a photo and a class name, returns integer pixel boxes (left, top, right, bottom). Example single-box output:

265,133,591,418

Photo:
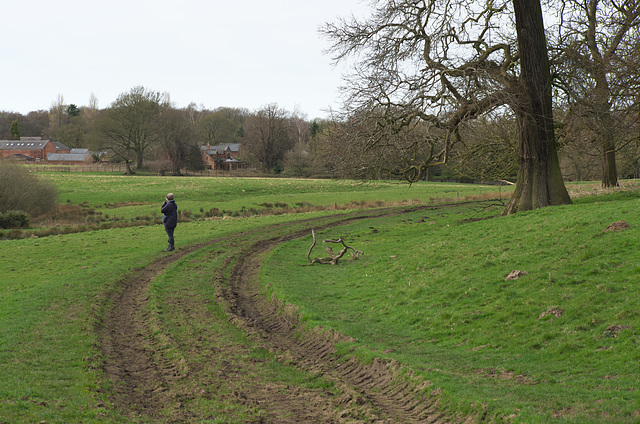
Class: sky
1,0,369,120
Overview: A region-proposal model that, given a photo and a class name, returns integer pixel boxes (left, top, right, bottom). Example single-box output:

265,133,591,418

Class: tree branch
307,230,364,265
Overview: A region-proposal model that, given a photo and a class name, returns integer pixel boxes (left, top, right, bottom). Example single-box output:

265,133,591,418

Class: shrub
6,229,23,239
145,160,172,176
0,210,30,229
205,208,222,217
0,162,58,217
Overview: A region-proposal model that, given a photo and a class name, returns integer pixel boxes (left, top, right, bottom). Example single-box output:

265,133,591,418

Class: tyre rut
98,207,468,423
221,227,454,423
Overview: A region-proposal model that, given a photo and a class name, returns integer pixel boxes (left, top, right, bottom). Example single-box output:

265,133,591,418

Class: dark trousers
165,226,175,247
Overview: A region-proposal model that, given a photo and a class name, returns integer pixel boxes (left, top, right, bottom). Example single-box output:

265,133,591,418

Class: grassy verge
261,193,640,423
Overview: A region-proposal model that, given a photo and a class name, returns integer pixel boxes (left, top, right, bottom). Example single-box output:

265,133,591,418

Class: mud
97,209,470,423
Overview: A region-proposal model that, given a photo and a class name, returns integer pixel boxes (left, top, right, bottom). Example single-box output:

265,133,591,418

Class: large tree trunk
584,0,620,188
602,139,619,188
123,160,135,175
595,87,619,188
504,0,572,215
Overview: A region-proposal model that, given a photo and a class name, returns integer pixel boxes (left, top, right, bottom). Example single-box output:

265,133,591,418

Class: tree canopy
551,0,640,187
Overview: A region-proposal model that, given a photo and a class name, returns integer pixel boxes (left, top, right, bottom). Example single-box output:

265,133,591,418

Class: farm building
47,148,102,164
201,143,246,171
0,137,70,161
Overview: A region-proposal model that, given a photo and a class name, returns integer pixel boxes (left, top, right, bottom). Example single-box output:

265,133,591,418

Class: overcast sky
1,0,369,120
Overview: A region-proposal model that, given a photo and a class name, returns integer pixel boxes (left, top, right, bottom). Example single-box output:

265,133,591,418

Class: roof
201,143,241,154
52,141,71,151
0,140,50,150
47,152,92,162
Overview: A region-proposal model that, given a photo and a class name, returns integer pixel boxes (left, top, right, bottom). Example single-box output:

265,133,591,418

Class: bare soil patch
602,220,630,232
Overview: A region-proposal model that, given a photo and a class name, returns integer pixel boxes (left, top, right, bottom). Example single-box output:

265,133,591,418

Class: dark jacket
161,200,178,228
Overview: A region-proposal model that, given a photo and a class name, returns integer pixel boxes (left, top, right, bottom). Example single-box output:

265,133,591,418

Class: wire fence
29,165,127,173
26,165,260,177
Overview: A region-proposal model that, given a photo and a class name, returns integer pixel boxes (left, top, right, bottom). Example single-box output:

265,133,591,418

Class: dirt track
97,209,468,423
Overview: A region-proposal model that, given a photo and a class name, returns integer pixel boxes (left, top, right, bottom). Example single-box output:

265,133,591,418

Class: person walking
161,193,178,251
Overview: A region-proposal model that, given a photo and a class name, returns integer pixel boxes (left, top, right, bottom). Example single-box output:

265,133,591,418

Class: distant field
36,173,513,219
1,174,638,423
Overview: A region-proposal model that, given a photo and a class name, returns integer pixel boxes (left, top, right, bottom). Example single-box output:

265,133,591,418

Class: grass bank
261,190,640,423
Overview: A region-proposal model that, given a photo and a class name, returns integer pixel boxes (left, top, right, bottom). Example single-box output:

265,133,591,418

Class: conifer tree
9,120,21,140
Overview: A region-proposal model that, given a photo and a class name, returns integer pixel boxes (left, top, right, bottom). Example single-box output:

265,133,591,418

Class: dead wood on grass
307,229,364,265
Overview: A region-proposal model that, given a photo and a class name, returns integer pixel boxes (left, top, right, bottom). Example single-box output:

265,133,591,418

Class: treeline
1,84,638,181
0,89,356,178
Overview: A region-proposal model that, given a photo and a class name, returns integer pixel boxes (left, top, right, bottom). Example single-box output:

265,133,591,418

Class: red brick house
201,143,246,171
0,137,70,161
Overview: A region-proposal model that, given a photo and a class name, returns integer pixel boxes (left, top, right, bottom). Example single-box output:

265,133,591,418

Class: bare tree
322,0,571,214
552,0,640,187
283,110,314,176
451,112,519,182
22,111,49,138
555,107,602,181
283,140,312,176
54,113,88,148
157,106,195,176
197,111,234,146
307,119,344,178
335,106,450,180
99,86,163,174
505,0,572,214
84,93,99,125
289,108,310,146
242,104,292,173
48,94,66,137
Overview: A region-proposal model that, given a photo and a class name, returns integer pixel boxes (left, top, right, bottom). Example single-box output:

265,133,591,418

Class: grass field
1,173,638,423
262,190,640,422
37,172,511,219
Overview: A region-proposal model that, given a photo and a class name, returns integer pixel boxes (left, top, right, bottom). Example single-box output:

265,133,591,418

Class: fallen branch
307,229,364,265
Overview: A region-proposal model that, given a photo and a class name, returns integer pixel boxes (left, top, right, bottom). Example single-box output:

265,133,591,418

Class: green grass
2,173,638,423
36,172,511,222
0,211,344,423
261,191,640,423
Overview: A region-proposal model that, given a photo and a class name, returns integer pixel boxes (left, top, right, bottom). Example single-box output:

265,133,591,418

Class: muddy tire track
221,230,458,424
97,208,470,423
97,244,210,421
